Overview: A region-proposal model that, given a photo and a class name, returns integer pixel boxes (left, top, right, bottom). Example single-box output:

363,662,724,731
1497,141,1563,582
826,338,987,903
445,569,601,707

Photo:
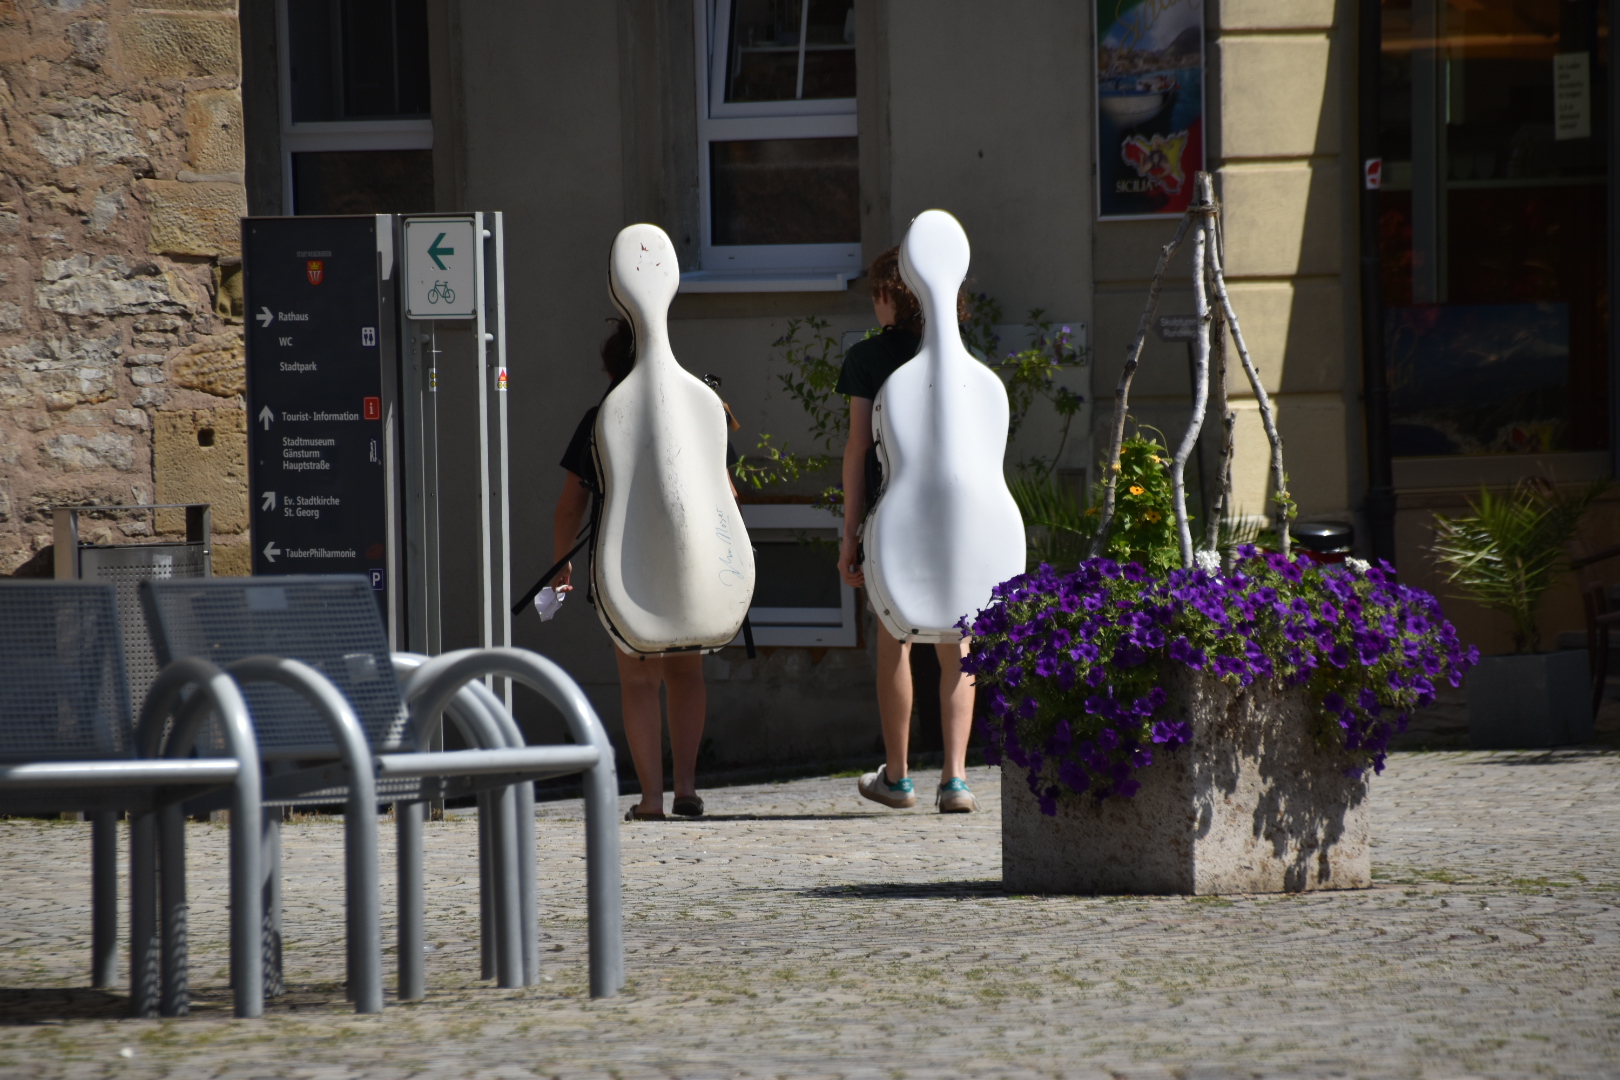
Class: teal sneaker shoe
857,764,916,809
936,776,978,813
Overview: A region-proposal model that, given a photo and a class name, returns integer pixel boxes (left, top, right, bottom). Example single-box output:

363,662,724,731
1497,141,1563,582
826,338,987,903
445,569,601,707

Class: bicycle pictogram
427,280,456,305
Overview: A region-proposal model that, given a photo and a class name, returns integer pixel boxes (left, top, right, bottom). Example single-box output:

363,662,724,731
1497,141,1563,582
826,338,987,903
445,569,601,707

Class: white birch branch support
1089,213,1194,558
1202,268,1230,554
1204,214,1291,559
1170,178,1216,568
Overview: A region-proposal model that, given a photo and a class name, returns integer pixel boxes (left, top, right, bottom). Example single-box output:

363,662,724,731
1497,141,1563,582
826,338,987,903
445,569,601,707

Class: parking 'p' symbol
369,569,385,590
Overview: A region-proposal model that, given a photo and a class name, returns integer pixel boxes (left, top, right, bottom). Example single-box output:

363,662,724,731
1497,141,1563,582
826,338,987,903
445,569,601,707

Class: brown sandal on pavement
671,794,704,817
625,806,665,821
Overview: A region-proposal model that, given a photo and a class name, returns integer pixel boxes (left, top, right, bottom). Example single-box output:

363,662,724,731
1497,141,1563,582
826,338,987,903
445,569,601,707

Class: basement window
733,502,858,648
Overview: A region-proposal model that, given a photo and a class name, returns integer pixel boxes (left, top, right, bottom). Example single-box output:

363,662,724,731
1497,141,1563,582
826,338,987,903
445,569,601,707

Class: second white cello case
591,223,755,653
863,210,1027,643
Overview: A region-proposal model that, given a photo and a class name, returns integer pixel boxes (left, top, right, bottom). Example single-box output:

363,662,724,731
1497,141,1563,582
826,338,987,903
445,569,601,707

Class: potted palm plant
1431,477,1609,748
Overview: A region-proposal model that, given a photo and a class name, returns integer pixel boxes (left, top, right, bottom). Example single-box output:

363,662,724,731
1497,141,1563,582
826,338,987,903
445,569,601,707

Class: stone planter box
1467,649,1592,749
1003,668,1370,895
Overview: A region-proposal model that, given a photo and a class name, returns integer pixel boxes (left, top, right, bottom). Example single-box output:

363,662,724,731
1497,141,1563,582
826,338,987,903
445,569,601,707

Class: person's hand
551,562,573,594
838,536,864,588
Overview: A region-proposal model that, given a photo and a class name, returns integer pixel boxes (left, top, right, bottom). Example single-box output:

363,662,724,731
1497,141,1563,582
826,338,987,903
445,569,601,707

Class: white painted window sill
678,269,857,293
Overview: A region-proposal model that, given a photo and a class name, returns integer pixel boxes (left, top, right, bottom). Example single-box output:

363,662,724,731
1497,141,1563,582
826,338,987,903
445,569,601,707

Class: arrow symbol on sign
263,541,281,563
261,490,276,511
427,232,454,270
258,405,274,430
256,306,274,328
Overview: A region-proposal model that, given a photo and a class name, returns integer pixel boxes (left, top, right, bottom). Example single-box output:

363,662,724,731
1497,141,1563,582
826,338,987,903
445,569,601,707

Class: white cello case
864,210,1026,643
591,223,755,653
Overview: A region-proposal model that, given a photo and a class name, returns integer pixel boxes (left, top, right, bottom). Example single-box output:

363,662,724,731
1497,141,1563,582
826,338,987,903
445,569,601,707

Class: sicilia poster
1096,0,1205,219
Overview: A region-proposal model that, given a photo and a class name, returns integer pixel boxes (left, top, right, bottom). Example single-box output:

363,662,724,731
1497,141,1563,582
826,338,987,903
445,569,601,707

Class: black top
834,327,921,399
560,399,739,490
559,406,602,491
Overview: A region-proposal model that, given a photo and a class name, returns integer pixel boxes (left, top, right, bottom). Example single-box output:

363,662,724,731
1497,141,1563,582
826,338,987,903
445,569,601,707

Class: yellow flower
1144,509,1162,522
1128,485,1146,496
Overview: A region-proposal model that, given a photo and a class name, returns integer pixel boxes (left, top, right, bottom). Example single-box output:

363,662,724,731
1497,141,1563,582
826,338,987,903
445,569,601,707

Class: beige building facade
3,0,1615,764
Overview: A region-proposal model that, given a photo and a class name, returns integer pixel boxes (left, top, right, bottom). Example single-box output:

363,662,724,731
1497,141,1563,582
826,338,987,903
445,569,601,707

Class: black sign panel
244,217,388,587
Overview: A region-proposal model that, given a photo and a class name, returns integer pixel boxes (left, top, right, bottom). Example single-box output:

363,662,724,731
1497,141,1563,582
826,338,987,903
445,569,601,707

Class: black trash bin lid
1290,521,1353,553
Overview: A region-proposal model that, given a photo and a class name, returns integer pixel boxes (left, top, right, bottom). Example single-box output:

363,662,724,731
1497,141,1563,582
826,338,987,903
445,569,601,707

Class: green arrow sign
427,232,455,270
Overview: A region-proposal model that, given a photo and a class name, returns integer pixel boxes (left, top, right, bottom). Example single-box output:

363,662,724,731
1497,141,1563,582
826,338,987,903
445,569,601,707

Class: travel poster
1096,0,1206,220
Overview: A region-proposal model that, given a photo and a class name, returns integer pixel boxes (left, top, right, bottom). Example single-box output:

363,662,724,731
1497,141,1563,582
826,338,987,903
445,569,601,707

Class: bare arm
551,471,592,592
839,396,874,587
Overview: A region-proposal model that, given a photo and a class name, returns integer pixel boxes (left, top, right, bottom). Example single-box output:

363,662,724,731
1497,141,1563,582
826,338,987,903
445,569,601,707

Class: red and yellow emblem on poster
1096,0,1204,219
306,259,325,285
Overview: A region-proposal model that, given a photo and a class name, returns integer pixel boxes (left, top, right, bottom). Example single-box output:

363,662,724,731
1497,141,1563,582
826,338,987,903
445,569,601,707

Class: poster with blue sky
1096,0,1205,219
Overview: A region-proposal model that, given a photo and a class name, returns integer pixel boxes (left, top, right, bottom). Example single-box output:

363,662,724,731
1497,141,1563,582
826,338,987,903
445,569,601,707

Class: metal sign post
403,213,510,698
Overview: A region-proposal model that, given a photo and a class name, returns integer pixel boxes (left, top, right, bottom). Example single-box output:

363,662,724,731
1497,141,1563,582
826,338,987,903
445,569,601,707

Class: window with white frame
732,503,858,647
689,0,861,288
278,0,435,215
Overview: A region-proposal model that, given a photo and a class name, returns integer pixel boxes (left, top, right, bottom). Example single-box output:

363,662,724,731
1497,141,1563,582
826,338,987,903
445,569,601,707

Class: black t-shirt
559,406,601,491
834,326,921,400
559,399,739,490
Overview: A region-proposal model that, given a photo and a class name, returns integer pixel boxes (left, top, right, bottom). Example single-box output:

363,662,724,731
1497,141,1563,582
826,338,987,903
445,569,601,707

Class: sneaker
936,777,978,813
857,764,916,809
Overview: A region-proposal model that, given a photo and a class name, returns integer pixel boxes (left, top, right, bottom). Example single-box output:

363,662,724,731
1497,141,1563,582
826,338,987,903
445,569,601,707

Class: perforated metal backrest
79,542,209,723
0,582,132,762
142,576,411,758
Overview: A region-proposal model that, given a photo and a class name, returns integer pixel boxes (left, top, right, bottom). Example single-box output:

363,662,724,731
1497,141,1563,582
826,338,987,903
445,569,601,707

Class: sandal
624,805,665,821
671,794,704,817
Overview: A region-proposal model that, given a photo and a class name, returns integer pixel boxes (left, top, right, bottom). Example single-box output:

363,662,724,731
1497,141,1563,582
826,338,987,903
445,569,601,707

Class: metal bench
140,575,623,1010
0,581,264,1018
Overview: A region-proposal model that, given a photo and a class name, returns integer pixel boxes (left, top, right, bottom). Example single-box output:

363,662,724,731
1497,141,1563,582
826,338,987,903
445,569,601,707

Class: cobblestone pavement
1,751,1617,1079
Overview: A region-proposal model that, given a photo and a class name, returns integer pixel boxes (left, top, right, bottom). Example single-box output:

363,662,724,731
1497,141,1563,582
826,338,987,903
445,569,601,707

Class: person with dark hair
836,246,979,814
549,317,714,821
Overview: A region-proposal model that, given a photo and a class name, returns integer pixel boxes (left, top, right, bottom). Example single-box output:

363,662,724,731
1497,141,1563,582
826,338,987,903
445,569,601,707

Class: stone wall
0,0,249,576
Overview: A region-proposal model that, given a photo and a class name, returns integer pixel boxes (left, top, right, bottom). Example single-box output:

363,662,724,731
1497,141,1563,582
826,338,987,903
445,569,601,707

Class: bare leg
936,638,975,782
615,650,666,815
876,628,913,780
661,653,707,799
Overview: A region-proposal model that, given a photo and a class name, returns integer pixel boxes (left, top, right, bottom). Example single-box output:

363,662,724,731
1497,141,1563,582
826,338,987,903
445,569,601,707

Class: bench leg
91,811,118,989
129,812,159,1018
516,783,538,985
158,804,189,1017
263,813,284,998
396,801,425,1002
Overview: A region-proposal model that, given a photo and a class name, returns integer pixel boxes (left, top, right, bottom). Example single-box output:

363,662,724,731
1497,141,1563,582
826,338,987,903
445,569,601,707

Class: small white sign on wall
403,216,477,319
1555,52,1591,141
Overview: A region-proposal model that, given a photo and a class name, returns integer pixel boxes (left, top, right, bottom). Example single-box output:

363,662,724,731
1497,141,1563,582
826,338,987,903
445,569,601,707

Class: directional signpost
400,212,510,677
243,215,398,630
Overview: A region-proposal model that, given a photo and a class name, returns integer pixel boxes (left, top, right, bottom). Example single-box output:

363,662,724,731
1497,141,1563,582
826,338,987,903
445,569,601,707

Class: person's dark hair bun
601,317,635,382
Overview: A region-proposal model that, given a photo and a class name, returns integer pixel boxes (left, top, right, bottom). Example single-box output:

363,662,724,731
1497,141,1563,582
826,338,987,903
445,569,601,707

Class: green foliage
1430,478,1609,653
963,295,1088,473
1009,431,1263,575
1094,434,1182,576
1008,471,1092,572
731,317,845,491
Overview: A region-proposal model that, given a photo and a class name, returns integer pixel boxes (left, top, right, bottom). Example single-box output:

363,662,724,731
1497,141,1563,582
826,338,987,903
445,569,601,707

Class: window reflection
1380,0,1609,456
292,150,434,215
724,0,856,103
710,137,859,246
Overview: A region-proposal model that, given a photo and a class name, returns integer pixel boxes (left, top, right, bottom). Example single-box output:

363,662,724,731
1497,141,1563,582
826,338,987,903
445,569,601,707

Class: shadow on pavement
0,987,128,1024
797,879,1005,900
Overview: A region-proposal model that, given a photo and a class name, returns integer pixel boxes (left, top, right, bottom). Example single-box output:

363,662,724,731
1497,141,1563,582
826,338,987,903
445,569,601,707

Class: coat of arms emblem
306,259,325,285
